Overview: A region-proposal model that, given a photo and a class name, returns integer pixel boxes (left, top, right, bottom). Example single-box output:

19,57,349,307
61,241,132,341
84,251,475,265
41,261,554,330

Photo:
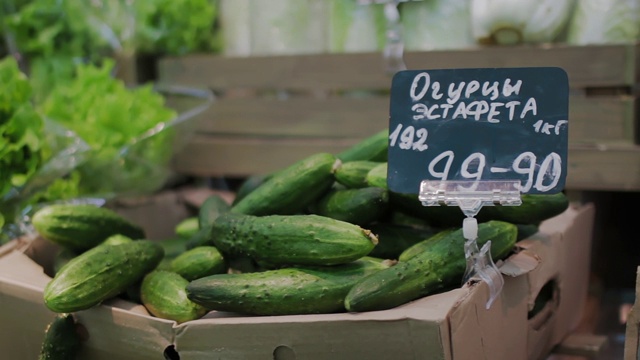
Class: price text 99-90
389,124,563,193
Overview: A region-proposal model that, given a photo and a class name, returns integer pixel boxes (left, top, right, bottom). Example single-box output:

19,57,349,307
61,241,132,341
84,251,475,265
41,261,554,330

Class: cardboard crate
157,43,640,191
624,267,640,360
0,189,595,360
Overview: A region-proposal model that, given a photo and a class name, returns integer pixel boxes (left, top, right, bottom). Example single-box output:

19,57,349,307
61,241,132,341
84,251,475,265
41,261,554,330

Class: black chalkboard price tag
387,67,569,195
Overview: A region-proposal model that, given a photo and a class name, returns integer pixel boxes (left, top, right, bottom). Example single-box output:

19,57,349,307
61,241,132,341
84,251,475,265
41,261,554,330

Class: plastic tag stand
418,179,522,309
356,0,411,74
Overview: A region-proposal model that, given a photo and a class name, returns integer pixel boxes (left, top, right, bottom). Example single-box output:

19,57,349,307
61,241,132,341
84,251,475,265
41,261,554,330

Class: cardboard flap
0,250,51,289
500,250,541,277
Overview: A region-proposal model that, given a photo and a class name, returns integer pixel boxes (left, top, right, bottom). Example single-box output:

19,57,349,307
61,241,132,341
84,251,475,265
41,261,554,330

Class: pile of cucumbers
31,128,570,332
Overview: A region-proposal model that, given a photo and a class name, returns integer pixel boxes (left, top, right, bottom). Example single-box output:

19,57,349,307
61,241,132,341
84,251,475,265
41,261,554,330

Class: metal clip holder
418,179,522,309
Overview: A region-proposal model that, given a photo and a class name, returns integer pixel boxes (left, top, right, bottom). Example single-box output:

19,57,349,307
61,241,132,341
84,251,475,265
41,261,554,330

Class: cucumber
477,192,570,224
171,246,227,281
397,228,456,262
390,192,570,227
367,223,441,260
232,174,272,206
175,217,199,238
231,152,340,216
31,204,146,252
186,257,392,316
211,213,379,266
336,129,389,162
140,270,208,323
101,234,134,246
44,240,164,313
334,160,382,189
344,220,517,312
186,193,232,250
199,194,231,230
156,237,189,270
39,313,82,360
309,187,390,226
365,162,388,189
52,248,77,276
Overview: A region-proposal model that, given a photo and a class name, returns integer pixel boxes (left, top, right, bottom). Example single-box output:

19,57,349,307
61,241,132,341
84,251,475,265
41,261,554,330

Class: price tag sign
387,67,569,195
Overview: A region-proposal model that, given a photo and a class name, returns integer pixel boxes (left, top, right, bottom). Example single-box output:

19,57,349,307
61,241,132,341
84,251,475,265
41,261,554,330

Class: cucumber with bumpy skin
39,313,82,360
186,257,392,316
367,223,441,260
344,220,517,312
140,270,208,323
309,187,390,226
336,129,389,163
334,160,382,189
231,152,340,216
175,217,199,238
32,203,145,252
211,212,378,266
199,194,231,230
397,228,455,262
171,246,227,281
44,240,164,313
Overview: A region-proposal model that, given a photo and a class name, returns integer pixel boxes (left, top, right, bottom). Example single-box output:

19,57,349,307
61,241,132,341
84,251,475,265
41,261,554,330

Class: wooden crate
157,43,640,191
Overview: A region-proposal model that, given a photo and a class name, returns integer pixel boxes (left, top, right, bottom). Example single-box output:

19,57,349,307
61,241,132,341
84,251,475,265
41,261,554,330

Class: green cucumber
365,162,388,189
44,240,164,313
186,193,232,250
309,187,390,226
477,192,570,224
175,217,199,238
397,228,456,262
52,249,77,276
334,161,382,189
101,234,134,246
232,174,272,206
32,204,145,252
171,246,227,281
39,313,82,360
367,223,441,260
231,152,340,216
156,237,189,270
390,192,569,227
199,194,231,230
336,129,389,162
186,257,392,316
344,220,517,312
211,213,378,266
140,270,208,323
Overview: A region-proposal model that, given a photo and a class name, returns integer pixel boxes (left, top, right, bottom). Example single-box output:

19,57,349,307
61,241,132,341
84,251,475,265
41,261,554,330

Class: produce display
2,1,618,357
26,129,571,355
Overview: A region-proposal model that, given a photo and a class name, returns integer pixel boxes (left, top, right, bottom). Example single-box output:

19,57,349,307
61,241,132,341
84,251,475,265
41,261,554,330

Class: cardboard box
624,267,640,360
0,191,595,360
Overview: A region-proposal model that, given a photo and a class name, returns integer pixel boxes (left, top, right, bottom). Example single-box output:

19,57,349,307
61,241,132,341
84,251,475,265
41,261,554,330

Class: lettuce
39,60,178,198
0,56,44,199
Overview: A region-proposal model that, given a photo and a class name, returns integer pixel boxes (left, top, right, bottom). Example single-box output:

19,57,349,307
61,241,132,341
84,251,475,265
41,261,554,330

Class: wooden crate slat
566,145,640,191
173,135,640,191
192,93,634,144
196,96,389,138
158,44,638,91
569,94,636,144
171,135,359,177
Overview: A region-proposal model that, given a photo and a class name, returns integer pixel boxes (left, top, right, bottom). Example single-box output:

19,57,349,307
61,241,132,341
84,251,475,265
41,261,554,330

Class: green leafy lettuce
39,60,178,198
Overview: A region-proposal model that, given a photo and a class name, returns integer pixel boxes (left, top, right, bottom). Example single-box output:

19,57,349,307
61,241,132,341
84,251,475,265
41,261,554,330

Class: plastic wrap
566,0,640,45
